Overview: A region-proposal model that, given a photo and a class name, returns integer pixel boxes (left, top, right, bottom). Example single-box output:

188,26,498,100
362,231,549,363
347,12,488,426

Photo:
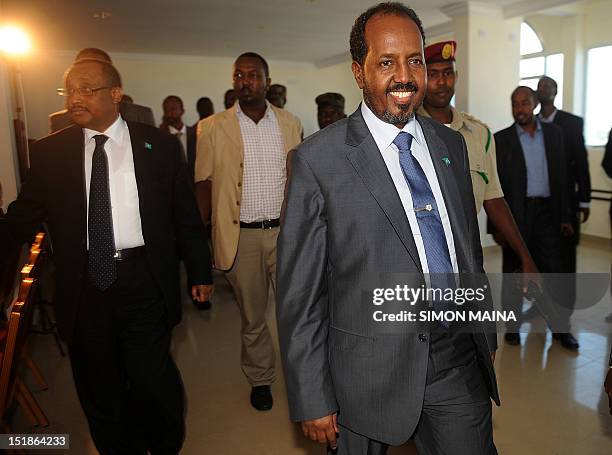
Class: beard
363,81,419,127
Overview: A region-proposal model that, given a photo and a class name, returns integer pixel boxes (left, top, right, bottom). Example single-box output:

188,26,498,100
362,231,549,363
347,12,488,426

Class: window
519,22,564,109
520,22,543,56
520,54,564,108
585,45,612,146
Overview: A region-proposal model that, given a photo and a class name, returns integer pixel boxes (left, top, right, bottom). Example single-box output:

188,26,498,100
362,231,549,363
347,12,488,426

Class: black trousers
502,198,565,332
335,332,496,455
69,255,185,455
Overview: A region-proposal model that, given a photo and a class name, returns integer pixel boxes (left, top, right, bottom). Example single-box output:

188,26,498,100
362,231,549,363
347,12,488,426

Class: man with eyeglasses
48,47,155,132
194,52,302,412
2,58,213,454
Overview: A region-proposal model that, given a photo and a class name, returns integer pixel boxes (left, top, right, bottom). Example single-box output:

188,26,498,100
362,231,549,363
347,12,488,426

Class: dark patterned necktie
394,132,454,320
87,134,117,290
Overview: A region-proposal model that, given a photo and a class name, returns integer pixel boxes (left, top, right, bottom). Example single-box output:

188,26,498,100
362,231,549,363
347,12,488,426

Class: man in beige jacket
195,52,302,411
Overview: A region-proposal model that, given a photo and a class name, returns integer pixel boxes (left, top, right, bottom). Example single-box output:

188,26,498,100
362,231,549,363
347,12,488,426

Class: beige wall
20,50,361,140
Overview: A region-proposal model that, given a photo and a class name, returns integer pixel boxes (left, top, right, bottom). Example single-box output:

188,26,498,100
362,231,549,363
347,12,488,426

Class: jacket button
236,201,240,206
240,163,243,168
238,182,242,187
233,220,238,225
418,334,428,342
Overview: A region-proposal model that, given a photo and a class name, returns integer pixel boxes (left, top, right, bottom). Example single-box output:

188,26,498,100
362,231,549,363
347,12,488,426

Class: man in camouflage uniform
418,41,540,348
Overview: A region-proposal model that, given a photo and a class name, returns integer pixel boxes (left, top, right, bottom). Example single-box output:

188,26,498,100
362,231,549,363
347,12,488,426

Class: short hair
235,52,270,78
269,84,286,93
70,58,122,88
75,48,112,63
350,2,426,65
163,95,184,109
539,76,558,90
512,86,538,103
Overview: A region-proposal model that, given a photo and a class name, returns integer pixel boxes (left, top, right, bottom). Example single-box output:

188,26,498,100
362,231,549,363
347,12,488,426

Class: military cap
425,40,457,64
315,92,345,110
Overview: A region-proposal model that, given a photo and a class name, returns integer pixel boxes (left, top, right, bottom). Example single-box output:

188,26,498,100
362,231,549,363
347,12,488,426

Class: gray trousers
335,332,497,455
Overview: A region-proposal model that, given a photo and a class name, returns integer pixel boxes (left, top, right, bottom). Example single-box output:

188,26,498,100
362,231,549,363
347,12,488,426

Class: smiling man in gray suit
277,3,499,455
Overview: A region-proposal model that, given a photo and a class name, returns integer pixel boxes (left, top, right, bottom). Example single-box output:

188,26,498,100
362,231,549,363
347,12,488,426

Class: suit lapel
218,107,244,162
418,117,472,272
127,122,153,229
64,126,88,243
345,110,421,270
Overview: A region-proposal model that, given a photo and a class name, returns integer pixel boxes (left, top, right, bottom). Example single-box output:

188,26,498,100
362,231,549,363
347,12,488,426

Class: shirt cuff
579,202,590,209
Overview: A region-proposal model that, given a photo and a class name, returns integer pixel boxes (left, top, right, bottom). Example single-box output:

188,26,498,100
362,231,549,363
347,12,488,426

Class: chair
0,277,46,435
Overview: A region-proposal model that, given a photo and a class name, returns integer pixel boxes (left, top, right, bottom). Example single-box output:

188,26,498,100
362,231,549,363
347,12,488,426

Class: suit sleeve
573,118,591,205
276,151,338,422
557,132,571,223
603,128,612,178
194,121,214,183
3,142,49,246
168,134,212,285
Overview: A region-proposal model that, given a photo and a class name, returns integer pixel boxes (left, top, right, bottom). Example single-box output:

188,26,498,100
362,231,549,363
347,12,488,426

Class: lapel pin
145,142,152,150
442,157,451,166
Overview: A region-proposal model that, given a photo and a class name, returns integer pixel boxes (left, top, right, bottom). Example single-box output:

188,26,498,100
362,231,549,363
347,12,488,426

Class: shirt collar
361,101,420,153
515,117,542,136
235,100,275,121
84,115,126,147
538,108,557,123
168,124,186,135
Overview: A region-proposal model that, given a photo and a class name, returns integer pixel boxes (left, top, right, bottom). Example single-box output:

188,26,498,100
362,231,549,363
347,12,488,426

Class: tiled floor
11,237,612,454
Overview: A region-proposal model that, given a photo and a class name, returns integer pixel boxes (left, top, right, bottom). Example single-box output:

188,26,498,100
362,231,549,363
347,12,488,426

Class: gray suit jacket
49,102,155,133
276,107,499,445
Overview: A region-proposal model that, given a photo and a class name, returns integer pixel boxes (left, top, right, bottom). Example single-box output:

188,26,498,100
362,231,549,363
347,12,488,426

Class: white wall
20,50,361,140
0,59,19,212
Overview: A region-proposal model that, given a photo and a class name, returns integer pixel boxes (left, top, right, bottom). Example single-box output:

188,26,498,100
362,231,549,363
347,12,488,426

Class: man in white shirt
2,59,212,454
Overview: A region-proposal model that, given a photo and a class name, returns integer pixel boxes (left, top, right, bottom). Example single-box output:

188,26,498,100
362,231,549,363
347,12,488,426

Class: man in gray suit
277,3,499,454
49,48,155,133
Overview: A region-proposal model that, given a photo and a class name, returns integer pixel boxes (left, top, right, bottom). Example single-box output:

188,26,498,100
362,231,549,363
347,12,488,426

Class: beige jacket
195,104,302,270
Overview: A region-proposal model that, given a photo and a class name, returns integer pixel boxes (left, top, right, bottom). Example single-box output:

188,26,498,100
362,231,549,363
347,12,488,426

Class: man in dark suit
537,76,591,340
493,86,577,349
2,59,212,454
49,48,155,133
159,95,210,311
277,4,498,454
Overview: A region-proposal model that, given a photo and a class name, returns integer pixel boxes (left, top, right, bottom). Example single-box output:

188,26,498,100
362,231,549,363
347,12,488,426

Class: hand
191,284,214,302
492,231,508,248
520,257,542,295
561,223,575,237
579,207,590,223
490,351,496,363
605,368,612,415
301,413,339,449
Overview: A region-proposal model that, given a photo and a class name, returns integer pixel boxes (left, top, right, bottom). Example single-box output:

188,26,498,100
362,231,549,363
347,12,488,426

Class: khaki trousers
225,227,278,386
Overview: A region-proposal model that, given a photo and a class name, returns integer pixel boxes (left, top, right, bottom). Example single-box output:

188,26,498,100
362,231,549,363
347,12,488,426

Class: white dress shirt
169,124,188,161
235,101,286,222
84,115,145,250
361,102,458,274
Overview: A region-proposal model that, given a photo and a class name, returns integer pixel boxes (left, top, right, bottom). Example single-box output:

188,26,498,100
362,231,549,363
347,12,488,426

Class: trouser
335,332,496,455
225,227,278,386
69,255,185,455
502,198,565,332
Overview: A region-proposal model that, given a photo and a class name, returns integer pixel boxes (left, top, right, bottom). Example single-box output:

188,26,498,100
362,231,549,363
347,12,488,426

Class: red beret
425,40,457,64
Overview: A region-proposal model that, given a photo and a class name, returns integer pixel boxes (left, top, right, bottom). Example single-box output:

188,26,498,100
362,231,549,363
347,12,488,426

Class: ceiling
2,0,580,64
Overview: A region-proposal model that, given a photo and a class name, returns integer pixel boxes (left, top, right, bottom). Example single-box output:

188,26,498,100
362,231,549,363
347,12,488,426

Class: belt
240,219,280,229
112,246,146,261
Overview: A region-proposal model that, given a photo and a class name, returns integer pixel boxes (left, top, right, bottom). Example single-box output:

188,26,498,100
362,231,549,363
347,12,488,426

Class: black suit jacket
552,110,591,209
493,122,569,237
1,122,212,342
186,125,197,185
603,128,612,179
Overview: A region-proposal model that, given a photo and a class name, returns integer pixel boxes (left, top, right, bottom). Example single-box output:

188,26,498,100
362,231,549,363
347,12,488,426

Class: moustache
387,82,418,93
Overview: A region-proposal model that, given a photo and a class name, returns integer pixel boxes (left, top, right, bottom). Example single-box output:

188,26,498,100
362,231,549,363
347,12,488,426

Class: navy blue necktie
394,132,454,317
87,134,117,290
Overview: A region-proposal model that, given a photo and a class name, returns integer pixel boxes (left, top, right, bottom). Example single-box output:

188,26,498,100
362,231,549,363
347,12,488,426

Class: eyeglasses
57,86,112,97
